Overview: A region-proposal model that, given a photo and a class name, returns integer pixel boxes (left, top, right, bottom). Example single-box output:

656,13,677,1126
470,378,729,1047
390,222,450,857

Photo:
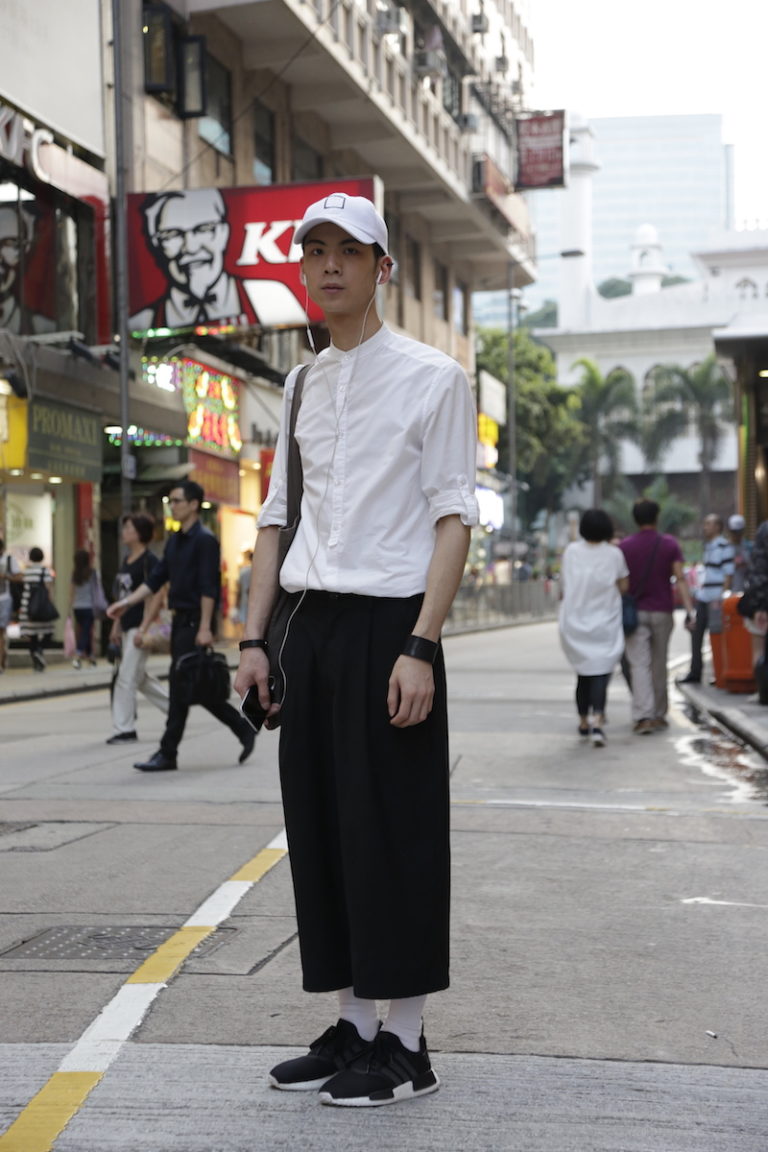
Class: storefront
1,394,102,625
714,318,768,532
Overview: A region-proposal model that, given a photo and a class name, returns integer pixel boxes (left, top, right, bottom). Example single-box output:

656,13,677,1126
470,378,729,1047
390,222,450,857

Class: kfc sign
128,178,380,335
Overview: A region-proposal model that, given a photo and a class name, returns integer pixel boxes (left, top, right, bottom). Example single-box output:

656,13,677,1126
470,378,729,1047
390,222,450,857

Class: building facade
1,0,539,629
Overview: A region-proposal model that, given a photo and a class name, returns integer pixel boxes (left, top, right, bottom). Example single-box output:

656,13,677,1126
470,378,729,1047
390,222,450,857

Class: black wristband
401,634,438,664
239,639,269,651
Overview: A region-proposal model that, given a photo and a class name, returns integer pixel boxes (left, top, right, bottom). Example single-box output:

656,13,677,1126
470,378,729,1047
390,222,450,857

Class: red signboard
189,448,240,507
515,112,567,190
127,177,379,336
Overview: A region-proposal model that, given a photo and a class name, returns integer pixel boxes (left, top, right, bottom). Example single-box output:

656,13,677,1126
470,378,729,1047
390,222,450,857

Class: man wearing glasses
107,480,255,771
129,188,259,332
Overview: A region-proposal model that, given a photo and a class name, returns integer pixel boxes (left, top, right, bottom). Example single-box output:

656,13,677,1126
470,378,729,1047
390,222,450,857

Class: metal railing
445,580,559,634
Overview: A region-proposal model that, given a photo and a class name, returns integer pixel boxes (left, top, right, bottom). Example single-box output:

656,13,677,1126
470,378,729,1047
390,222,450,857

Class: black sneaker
106,731,138,745
269,1019,375,1091
319,1029,439,1107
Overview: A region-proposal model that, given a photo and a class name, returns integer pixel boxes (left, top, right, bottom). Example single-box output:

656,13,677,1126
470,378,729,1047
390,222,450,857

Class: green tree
571,358,638,504
649,354,735,514
475,328,586,527
520,299,558,328
605,476,697,539
597,278,632,298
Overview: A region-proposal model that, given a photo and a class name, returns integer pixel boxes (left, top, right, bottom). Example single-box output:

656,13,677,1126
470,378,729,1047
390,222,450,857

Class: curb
675,681,768,761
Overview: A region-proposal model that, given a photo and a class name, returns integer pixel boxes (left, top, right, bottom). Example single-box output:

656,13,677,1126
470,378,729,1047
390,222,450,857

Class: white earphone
299,270,306,286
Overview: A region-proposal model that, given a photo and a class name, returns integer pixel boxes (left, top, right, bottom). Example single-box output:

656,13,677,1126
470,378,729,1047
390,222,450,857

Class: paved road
1,620,767,1151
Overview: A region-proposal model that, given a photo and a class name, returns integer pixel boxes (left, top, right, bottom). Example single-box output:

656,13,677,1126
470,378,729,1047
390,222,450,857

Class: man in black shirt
107,481,254,771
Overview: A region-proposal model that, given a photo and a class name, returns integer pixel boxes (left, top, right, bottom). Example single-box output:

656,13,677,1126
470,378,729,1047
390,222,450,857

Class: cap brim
294,215,383,248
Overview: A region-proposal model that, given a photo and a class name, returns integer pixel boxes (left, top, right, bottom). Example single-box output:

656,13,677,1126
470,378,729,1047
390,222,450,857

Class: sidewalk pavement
6,639,768,763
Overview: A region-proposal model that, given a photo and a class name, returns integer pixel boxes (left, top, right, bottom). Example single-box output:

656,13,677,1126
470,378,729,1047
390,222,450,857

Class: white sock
381,995,427,1053
337,987,379,1042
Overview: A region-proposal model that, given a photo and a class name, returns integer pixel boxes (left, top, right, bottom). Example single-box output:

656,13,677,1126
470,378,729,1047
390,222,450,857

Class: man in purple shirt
620,500,694,734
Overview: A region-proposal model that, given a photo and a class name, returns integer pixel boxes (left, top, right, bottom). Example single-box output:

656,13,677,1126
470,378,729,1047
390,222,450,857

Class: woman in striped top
19,547,55,672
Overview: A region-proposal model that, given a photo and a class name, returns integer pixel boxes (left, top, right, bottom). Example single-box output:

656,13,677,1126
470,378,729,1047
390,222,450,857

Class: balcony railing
296,0,473,194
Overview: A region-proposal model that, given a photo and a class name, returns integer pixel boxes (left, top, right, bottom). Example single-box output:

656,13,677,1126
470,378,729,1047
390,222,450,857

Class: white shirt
559,540,629,675
259,325,479,597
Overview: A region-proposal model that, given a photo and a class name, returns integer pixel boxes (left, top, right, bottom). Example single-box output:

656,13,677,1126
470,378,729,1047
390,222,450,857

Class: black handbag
27,570,60,624
174,647,231,708
265,365,310,726
623,534,662,636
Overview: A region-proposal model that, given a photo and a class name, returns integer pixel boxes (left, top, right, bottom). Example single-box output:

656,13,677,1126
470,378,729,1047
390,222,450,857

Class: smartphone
240,684,272,733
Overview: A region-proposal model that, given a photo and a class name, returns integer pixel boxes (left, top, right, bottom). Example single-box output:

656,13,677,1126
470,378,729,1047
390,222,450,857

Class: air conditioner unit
458,113,479,133
376,5,407,36
471,13,488,33
413,49,448,78
495,55,509,72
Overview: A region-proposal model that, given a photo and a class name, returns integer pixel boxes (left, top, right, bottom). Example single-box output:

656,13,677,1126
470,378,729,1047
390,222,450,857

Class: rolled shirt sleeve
421,362,479,528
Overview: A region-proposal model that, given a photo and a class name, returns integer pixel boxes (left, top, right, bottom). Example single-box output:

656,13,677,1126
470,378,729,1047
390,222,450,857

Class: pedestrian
69,549,105,668
234,192,478,1107
619,500,695,734
559,509,629,747
0,538,22,673
736,518,768,681
106,513,169,745
19,547,55,672
106,480,255,771
725,513,751,594
678,514,734,684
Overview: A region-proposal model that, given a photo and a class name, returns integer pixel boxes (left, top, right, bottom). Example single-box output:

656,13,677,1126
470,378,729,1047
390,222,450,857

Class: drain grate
2,925,177,961
1,924,234,962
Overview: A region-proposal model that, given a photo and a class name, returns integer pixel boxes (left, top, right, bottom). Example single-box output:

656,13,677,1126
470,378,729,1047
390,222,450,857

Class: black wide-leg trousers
278,591,450,1000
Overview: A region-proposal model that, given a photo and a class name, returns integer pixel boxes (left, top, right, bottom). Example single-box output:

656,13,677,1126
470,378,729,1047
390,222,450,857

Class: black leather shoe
134,751,177,772
239,730,256,764
106,731,138,745
677,674,701,684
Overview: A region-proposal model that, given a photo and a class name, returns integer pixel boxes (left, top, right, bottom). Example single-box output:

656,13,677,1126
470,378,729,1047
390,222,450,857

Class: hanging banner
127,177,380,337
515,111,567,190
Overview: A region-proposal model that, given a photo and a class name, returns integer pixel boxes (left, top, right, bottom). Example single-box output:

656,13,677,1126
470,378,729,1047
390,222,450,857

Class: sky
529,0,767,227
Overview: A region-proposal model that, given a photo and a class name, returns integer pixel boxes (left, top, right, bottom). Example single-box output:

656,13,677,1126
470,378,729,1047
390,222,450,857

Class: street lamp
111,0,134,513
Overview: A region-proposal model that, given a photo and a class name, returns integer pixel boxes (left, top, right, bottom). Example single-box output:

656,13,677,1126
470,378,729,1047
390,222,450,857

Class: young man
619,500,694,733
679,513,734,685
234,193,478,1107
107,481,255,771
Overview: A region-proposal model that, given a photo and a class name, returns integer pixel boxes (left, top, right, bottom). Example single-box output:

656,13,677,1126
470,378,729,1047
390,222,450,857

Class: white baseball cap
728,513,746,531
294,192,388,252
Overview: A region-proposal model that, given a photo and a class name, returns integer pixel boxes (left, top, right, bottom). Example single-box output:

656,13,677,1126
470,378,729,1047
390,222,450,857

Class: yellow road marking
0,1072,101,1152
0,840,289,1149
126,925,215,984
230,846,285,882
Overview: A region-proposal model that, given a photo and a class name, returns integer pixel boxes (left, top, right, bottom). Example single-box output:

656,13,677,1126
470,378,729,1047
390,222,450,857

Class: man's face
300,222,382,319
703,515,720,540
168,487,196,524
153,194,229,300
0,208,24,280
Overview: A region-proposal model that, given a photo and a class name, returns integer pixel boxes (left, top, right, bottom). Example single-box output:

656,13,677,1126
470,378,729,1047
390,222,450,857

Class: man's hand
755,610,768,636
195,626,214,647
387,655,434,728
133,629,146,649
234,647,280,725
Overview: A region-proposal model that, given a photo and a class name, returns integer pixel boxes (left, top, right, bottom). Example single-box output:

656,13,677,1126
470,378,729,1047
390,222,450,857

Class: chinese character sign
515,112,567,190
127,178,379,335
181,359,241,458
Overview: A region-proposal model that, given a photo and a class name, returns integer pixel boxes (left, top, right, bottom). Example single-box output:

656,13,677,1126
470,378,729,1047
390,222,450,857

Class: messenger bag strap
285,365,310,530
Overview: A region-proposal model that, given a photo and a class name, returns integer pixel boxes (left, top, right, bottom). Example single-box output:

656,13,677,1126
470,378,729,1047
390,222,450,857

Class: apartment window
199,53,232,155
433,261,449,321
292,136,323,182
453,281,468,335
404,235,422,300
253,100,275,184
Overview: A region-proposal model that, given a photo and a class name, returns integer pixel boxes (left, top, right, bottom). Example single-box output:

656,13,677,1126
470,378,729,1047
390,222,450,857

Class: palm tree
571,358,638,504
648,355,735,513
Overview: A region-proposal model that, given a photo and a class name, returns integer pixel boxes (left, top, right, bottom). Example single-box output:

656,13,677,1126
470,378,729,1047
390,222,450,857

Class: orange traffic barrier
721,594,756,693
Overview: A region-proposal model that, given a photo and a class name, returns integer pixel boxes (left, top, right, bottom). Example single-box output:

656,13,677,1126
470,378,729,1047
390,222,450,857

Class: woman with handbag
559,509,629,747
19,546,56,672
69,550,106,668
107,514,169,745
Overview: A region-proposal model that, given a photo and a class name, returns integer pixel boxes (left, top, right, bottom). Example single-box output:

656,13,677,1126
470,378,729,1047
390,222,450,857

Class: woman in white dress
559,509,629,746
